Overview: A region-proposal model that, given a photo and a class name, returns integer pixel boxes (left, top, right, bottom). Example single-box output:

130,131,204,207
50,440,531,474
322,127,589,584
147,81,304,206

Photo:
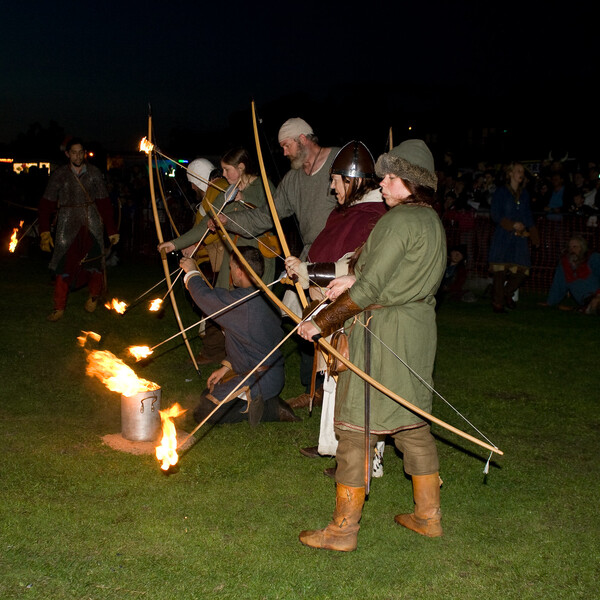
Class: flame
128,345,153,361
8,228,19,252
155,403,187,471
8,221,24,252
139,137,154,154
104,298,128,314
149,298,163,312
77,330,102,347
86,349,159,397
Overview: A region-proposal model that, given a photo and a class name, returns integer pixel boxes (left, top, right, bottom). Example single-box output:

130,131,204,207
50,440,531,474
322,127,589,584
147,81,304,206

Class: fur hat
375,139,437,191
278,118,313,143
187,158,215,192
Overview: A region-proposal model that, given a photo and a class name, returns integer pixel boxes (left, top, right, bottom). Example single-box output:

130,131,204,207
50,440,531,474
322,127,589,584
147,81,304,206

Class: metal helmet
187,158,216,192
330,141,376,179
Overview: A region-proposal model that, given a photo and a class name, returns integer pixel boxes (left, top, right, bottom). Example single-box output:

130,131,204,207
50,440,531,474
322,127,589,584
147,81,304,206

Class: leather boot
504,271,527,308
286,386,323,409
88,270,104,296
299,483,365,552
394,472,443,537
491,271,506,312
52,275,69,311
277,398,301,422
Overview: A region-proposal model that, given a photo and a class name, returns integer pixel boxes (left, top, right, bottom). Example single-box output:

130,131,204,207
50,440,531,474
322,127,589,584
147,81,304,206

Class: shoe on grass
84,297,98,313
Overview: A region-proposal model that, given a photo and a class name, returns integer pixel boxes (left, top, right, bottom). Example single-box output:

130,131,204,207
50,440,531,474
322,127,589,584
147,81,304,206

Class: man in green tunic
297,140,446,551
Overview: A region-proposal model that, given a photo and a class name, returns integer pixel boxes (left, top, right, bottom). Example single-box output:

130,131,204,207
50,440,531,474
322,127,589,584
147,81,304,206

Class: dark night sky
1,1,595,158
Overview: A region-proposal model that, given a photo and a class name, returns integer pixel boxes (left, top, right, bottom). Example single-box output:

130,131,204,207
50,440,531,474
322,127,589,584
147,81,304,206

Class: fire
149,298,163,312
8,228,19,252
128,345,153,361
77,330,102,347
86,350,159,397
139,137,154,154
156,403,187,471
8,221,23,253
105,298,128,314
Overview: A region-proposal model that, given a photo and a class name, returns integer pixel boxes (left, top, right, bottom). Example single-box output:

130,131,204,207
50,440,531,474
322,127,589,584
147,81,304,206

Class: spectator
566,189,599,223
544,171,571,220
436,244,469,306
488,162,540,313
545,235,600,314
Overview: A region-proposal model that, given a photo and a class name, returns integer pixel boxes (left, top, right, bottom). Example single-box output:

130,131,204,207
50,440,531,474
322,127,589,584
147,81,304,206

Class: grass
0,250,598,599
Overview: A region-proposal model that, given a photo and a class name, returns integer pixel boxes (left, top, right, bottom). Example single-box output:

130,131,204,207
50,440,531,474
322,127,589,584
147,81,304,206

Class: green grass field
1,251,598,600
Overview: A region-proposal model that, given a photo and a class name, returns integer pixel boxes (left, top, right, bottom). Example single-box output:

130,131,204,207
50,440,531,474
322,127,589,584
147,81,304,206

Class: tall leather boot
299,483,365,552
48,275,70,321
491,271,507,313
504,271,527,309
85,270,104,312
394,473,442,537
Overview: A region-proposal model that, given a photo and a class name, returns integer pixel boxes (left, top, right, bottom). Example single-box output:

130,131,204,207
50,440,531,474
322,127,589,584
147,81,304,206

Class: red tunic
308,195,387,263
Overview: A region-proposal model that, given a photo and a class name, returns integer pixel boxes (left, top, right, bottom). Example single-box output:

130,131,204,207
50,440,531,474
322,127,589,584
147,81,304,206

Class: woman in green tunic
297,140,447,552
159,147,277,288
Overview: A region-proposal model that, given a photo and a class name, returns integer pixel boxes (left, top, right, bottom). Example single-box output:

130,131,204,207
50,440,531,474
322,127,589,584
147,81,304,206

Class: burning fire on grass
77,330,102,347
8,221,24,253
156,403,187,471
78,331,184,468
105,298,128,314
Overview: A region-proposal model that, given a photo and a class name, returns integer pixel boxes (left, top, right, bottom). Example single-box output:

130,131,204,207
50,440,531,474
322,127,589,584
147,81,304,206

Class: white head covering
278,118,314,143
187,158,215,192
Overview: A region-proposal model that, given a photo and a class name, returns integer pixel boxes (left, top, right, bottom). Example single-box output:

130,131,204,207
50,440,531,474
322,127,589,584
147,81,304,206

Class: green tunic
173,177,277,289
335,204,446,434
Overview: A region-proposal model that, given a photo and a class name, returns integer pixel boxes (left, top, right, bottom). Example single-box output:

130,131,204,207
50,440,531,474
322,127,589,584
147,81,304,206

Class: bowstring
352,317,498,471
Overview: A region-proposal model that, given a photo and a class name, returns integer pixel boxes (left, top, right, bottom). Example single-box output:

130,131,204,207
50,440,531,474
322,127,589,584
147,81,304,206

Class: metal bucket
120,388,161,442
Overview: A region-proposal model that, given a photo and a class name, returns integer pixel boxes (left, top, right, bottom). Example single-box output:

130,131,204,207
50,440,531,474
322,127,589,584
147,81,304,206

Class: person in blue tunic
179,247,299,425
488,162,539,313
545,235,600,314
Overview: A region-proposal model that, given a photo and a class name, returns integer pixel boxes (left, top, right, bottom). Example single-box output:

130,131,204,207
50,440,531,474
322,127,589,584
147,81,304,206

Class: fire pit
81,335,190,463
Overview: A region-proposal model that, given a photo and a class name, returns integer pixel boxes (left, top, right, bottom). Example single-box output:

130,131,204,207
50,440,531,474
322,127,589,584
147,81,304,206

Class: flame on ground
139,137,154,154
128,345,153,361
149,298,163,312
77,330,102,347
86,349,159,397
8,228,19,252
105,298,128,314
156,403,187,470
8,222,23,253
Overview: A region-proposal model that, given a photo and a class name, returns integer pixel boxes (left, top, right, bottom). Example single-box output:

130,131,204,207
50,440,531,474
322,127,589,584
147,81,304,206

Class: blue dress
488,185,535,268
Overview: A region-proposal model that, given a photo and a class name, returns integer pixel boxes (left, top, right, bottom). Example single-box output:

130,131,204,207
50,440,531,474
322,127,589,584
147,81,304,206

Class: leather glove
40,231,54,252
109,234,120,246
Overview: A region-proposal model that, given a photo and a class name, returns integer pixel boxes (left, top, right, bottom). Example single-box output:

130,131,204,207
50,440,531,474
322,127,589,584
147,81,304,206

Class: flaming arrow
206,199,503,457
142,109,200,374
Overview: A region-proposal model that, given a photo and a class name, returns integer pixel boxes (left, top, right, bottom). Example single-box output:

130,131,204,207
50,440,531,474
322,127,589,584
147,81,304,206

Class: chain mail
42,164,109,271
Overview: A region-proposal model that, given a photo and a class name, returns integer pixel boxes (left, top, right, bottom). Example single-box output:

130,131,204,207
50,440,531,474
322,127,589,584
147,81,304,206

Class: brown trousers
335,424,439,487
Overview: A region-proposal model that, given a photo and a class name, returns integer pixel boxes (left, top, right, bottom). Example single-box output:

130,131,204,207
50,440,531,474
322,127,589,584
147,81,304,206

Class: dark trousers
193,388,284,425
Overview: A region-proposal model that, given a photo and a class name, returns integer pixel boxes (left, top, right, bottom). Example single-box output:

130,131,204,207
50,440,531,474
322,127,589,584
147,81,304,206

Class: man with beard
211,118,338,261
39,137,119,321
210,118,339,404
545,235,600,314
